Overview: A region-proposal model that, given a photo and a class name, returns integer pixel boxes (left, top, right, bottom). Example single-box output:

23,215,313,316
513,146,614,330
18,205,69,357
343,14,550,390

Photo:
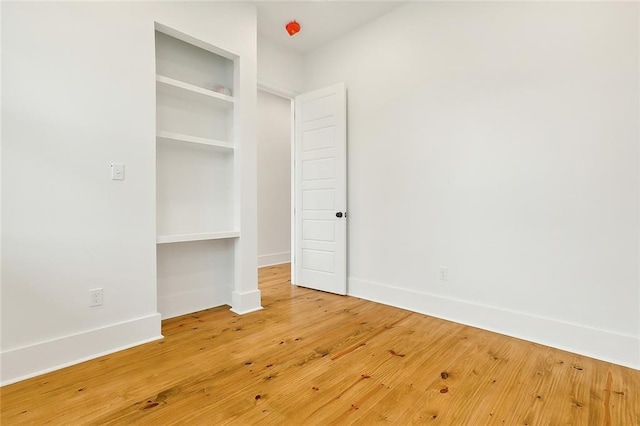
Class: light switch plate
111,163,125,180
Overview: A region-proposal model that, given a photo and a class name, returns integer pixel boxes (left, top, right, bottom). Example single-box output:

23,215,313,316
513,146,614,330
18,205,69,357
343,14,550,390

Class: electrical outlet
90,288,104,307
111,163,125,180
439,266,449,281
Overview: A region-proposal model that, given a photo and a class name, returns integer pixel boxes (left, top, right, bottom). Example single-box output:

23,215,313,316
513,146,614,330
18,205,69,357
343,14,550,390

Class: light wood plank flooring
1,264,639,424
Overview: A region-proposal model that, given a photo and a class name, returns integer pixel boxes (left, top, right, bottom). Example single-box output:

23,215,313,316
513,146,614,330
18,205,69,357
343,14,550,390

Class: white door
293,83,347,295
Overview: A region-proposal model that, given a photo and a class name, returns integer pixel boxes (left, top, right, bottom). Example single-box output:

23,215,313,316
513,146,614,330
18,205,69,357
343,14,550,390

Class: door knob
336,212,343,218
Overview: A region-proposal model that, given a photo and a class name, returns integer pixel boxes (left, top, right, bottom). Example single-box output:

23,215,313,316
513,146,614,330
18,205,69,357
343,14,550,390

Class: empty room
1,1,639,424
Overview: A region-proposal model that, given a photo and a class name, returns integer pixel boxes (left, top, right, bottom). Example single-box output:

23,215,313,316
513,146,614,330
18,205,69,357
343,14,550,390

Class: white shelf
157,231,240,244
157,130,234,150
156,75,234,106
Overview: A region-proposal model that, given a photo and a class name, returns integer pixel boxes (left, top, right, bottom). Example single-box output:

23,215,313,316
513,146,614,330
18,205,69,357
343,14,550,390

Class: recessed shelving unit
155,26,239,320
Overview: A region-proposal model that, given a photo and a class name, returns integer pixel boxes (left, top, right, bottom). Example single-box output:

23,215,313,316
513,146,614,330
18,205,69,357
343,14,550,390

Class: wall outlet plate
439,266,449,281
90,288,104,307
111,163,125,180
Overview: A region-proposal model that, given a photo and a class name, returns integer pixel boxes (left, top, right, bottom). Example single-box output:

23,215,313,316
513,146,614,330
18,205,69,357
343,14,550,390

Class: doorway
257,84,347,293
256,89,294,269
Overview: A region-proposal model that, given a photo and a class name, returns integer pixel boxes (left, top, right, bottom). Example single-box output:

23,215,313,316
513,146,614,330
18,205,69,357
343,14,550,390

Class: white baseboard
158,287,230,320
231,290,263,315
348,278,640,370
257,252,291,268
0,313,162,386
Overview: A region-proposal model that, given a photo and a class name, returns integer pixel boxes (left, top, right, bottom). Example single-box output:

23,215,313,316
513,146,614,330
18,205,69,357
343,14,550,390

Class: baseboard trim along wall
231,290,263,315
158,287,231,320
348,278,640,370
257,252,291,268
0,314,162,386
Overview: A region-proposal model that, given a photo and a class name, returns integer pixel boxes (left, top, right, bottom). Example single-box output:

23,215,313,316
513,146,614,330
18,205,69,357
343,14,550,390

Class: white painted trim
258,81,298,100
258,252,291,268
230,290,263,315
290,97,296,285
155,22,238,60
348,278,640,370
158,288,230,320
637,1,640,371
0,314,162,386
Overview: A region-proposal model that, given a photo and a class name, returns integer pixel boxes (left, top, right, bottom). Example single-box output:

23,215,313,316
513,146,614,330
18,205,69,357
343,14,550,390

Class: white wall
258,36,304,95
257,90,291,267
1,1,258,384
0,0,3,355
305,2,640,368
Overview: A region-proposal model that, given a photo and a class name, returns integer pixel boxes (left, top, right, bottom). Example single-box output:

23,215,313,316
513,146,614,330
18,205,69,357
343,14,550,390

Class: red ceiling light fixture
285,21,301,37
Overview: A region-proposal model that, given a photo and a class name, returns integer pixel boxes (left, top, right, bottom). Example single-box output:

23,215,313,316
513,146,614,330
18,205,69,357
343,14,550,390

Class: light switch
111,163,125,180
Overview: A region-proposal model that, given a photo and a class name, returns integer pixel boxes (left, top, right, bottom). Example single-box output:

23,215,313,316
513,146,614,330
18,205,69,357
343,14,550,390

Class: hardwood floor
2,263,639,424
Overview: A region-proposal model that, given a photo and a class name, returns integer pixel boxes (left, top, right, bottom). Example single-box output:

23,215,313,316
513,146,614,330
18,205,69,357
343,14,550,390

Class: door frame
257,83,299,284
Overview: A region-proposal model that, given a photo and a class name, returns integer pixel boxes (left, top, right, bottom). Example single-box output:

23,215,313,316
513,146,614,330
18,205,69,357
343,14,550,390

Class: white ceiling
255,1,405,54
